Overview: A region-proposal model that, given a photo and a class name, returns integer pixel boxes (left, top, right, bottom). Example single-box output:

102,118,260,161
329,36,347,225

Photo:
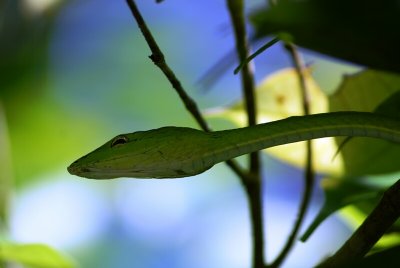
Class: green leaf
329,70,400,176
0,243,75,268
250,0,400,73
300,178,381,241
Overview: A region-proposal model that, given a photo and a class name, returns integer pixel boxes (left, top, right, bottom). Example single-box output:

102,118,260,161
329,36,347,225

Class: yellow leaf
207,68,345,176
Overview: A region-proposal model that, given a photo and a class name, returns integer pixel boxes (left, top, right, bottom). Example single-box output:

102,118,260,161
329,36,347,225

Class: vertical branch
226,1,264,267
226,0,258,147
286,44,311,115
125,0,247,180
270,43,315,267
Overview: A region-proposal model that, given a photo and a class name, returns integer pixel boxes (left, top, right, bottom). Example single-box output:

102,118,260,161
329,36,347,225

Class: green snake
68,112,400,179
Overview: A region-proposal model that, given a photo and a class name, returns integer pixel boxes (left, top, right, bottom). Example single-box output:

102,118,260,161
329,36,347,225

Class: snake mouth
67,162,147,179
67,164,91,177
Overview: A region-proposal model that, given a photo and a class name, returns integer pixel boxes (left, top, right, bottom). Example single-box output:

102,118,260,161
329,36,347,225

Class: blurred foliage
6,96,103,185
0,242,75,268
251,0,400,73
1,0,59,183
0,1,107,186
0,0,59,98
0,1,91,266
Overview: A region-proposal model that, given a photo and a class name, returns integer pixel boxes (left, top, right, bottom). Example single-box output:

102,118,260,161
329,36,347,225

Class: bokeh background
1,0,361,267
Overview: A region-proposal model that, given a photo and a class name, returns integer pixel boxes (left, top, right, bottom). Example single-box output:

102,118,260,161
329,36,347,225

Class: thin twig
125,0,247,179
234,37,280,74
318,179,400,267
125,0,208,130
198,37,279,90
226,0,264,267
269,43,315,268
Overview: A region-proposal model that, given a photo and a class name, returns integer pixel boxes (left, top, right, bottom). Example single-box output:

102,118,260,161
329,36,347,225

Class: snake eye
111,135,128,147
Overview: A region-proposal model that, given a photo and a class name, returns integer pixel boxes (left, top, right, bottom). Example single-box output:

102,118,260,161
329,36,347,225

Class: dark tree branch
226,1,264,267
318,179,400,267
125,0,247,181
125,0,208,130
